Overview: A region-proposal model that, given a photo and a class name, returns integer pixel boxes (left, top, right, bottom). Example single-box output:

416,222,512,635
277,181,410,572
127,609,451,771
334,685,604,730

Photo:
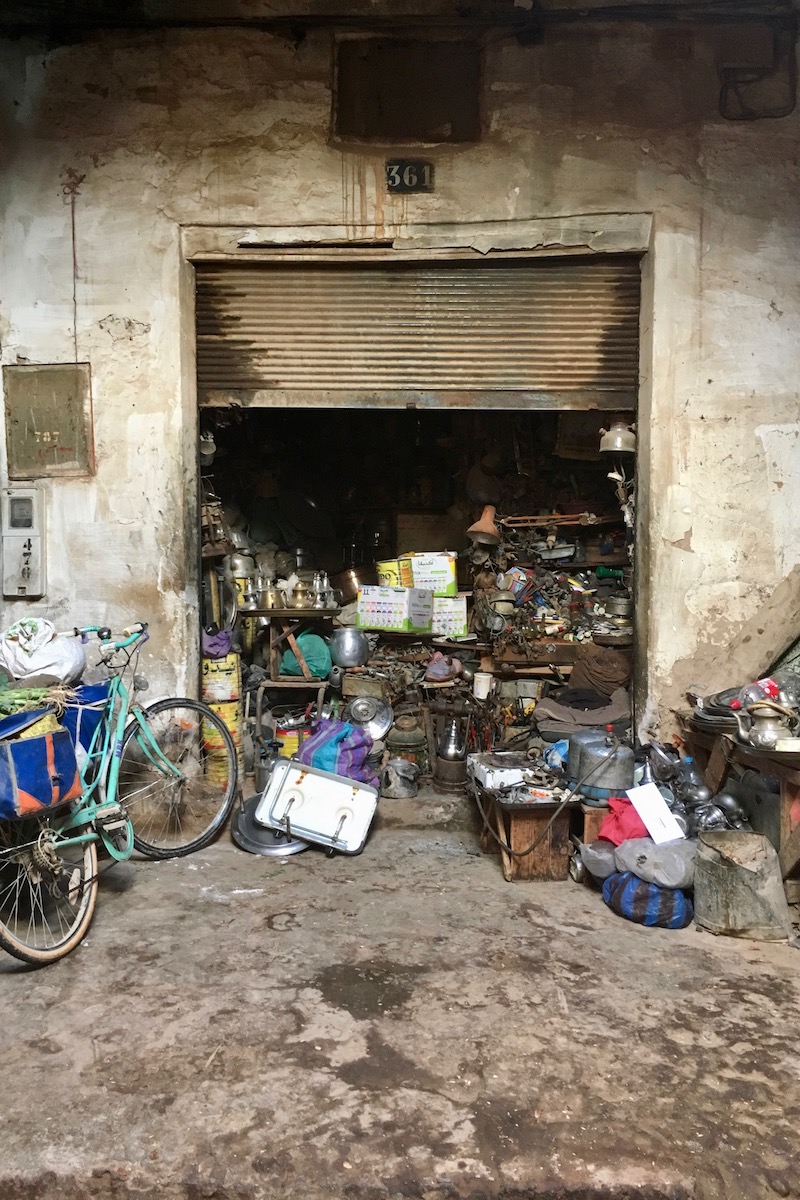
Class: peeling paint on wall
0,22,798,718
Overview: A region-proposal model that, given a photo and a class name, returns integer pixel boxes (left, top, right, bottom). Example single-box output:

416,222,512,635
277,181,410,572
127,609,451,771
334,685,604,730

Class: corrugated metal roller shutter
196,257,640,399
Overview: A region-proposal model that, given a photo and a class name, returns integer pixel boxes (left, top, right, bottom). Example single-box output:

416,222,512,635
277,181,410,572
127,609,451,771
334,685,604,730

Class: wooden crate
476,792,572,881
580,803,609,844
504,804,572,881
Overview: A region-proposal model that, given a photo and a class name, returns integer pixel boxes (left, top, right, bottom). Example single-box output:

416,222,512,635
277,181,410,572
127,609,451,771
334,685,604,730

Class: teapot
734,700,799,750
289,580,315,609
438,717,467,761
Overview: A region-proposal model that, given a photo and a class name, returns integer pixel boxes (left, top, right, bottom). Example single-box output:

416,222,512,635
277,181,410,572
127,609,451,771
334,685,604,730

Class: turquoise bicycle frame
46,637,183,861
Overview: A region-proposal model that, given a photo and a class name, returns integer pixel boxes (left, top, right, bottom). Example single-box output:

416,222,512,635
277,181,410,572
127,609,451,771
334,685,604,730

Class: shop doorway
194,251,640,812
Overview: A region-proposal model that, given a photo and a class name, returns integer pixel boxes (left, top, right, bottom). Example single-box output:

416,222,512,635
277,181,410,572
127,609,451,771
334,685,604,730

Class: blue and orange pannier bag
0,709,82,821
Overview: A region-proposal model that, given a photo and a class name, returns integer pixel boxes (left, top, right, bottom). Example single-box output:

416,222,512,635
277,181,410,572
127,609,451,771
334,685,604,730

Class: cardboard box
356,586,433,633
432,594,469,638
400,552,458,597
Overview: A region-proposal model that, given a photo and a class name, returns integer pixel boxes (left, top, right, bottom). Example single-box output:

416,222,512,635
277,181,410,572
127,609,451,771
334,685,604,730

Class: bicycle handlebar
73,622,149,651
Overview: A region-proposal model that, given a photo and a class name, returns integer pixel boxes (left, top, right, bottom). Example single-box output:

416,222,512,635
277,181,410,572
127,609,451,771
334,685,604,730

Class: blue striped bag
61,680,111,771
295,718,377,787
602,870,694,930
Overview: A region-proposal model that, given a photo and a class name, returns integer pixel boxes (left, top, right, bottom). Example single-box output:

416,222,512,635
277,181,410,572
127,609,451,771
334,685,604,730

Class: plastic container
738,670,800,710
473,672,494,700
677,756,704,788
201,652,242,703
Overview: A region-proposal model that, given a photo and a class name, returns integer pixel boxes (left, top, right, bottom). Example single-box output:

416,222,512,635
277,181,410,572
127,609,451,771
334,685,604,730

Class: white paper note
625,782,686,845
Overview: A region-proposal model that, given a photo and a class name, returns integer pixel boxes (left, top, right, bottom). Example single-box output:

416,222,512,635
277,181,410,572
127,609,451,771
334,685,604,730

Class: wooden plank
778,814,800,878
285,629,313,681
704,735,735,794
479,794,496,856
581,803,608,845
497,806,514,883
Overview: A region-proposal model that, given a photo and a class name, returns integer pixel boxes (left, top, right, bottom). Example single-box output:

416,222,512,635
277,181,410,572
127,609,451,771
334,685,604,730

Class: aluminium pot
605,595,633,618
328,627,370,668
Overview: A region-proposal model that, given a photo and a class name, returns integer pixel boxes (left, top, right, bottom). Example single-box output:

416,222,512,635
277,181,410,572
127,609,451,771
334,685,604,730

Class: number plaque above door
385,159,435,194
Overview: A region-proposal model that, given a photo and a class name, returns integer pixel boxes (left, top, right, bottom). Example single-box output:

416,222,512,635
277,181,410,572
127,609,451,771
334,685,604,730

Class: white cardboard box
400,552,458,597
356,586,434,633
432,594,469,638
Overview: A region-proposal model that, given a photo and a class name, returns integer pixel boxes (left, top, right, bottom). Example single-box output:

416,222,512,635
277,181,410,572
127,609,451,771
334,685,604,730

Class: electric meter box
1,486,46,599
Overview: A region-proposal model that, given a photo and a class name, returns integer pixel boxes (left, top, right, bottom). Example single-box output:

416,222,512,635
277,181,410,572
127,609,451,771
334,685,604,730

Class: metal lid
346,696,393,741
231,795,309,857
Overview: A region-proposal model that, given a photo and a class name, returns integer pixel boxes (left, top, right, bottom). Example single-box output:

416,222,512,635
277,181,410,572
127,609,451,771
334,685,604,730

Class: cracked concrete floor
1,787,799,1200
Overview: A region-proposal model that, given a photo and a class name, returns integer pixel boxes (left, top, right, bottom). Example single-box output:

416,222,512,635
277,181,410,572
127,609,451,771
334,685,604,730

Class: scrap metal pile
470,511,632,653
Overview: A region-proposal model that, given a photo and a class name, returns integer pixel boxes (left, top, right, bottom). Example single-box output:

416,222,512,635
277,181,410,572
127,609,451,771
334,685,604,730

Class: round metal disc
231,795,309,857
347,696,393,741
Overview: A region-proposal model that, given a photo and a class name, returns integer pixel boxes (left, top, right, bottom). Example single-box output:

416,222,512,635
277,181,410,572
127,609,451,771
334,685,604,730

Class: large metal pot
328,627,370,668
605,595,633,618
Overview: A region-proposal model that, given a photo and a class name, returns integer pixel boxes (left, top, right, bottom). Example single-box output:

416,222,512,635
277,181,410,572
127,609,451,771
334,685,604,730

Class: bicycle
0,621,238,965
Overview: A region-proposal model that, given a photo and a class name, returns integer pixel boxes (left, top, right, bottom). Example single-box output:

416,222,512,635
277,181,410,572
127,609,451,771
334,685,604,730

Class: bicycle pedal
95,809,128,834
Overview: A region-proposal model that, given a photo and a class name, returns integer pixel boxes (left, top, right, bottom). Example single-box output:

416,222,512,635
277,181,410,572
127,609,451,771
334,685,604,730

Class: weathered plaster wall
0,21,798,715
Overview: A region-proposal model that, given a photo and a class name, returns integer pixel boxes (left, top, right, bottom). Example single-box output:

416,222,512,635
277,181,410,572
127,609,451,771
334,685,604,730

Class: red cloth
597,794,649,846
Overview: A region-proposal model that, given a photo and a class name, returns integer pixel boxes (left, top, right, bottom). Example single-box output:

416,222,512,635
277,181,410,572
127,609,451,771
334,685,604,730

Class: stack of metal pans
689,687,740,735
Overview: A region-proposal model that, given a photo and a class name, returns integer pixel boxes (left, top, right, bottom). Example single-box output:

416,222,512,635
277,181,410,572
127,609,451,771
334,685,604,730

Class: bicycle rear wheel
0,816,98,966
118,698,238,859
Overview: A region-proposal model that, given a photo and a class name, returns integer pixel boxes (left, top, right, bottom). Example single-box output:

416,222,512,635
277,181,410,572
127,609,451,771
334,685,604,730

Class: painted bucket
276,728,304,758
201,652,242,703
375,559,415,587
203,698,243,781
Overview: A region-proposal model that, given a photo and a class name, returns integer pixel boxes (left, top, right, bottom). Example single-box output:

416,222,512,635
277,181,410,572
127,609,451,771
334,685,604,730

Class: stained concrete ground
2,786,799,1200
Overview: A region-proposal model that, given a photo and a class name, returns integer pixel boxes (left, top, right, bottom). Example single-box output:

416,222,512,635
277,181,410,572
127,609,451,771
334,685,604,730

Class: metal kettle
438,717,467,762
734,700,799,750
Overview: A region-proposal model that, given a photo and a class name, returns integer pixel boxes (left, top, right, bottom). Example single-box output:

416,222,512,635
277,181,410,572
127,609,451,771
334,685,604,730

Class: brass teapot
289,579,315,609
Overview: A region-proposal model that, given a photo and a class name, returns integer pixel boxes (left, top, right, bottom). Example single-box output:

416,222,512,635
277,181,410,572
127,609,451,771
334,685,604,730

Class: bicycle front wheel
0,816,98,966
118,698,238,859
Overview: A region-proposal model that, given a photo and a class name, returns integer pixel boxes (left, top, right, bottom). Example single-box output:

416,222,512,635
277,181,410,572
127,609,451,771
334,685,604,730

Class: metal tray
254,758,378,855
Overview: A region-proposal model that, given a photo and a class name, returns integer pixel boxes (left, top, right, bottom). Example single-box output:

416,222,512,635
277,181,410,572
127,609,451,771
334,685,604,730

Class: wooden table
685,728,800,893
245,608,340,713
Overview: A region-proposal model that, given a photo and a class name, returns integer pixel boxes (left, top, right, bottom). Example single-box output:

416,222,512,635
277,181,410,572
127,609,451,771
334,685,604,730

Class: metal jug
734,701,799,750
328,627,370,668
438,717,467,761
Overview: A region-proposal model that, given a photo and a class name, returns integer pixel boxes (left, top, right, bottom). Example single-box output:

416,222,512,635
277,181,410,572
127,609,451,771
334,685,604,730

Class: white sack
0,618,86,685
614,836,697,890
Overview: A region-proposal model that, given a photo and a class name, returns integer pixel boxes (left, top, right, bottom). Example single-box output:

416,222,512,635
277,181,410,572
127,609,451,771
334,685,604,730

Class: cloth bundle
296,718,379,788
